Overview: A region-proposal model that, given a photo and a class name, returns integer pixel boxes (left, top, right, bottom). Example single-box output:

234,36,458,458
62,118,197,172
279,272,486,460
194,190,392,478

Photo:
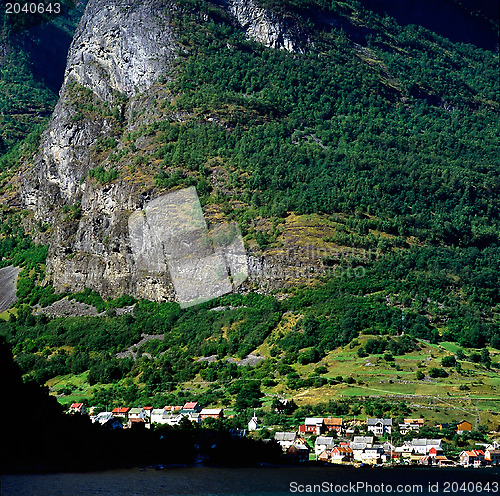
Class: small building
418,456,433,466
330,446,353,464
485,449,500,466
248,412,259,431
366,418,392,436
111,407,130,418
69,403,86,415
151,408,170,425
324,418,343,433
299,418,324,435
314,436,336,457
179,412,201,424
411,439,442,455
101,417,124,430
181,402,201,414
128,408,148,428
399,418,423,435
164,405,183,413
142,406,153,418
435,455,455,467
318,450,331,462
286,444,310,463
275,432,298,450
92,412,113,425
200,408,223,420
459,450,485,467
395,442,413,458
358,447,383,464
128,407,147,421
352,436,374,448
456,420,472,434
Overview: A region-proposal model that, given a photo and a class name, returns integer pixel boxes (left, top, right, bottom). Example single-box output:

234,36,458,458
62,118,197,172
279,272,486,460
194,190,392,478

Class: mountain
0,0,499,428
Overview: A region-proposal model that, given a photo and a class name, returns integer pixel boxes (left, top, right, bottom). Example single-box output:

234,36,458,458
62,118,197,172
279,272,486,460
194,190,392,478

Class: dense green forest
0,0,499,416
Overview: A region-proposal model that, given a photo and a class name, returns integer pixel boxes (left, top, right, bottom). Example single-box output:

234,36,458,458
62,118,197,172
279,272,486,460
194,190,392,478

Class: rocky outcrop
64,0,177,102
225,0,305,52
20,0,312,302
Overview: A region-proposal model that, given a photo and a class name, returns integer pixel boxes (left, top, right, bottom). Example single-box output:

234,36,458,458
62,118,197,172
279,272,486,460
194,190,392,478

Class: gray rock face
226,0,305,52
65,0,177,102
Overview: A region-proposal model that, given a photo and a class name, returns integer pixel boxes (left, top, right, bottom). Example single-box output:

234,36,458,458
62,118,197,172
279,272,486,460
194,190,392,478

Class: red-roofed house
324,418,343,433
428,447,442,457
69,403,86,415
112,407,130,418
330,446,353,464
143,406,153,418
460,450,485,467
182,402,201,413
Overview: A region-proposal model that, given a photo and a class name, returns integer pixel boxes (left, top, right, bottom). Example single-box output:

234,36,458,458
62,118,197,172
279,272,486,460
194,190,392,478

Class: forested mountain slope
0,0,499,424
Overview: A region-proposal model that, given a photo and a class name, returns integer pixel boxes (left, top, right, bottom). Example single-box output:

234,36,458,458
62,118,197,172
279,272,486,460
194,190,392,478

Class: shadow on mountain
0,336,281,474
361,0,499,51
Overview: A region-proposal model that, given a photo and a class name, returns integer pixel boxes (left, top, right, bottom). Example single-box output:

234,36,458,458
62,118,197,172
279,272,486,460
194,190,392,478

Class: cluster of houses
273,417,500,468
68,404,499,468
69,401,226,430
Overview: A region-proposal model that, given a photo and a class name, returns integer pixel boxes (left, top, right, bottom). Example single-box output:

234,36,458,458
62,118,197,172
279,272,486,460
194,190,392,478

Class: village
67,401,500,469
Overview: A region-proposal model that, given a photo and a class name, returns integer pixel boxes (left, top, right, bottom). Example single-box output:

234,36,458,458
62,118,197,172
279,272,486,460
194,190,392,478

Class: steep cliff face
225,0,305,52
21,0,312,302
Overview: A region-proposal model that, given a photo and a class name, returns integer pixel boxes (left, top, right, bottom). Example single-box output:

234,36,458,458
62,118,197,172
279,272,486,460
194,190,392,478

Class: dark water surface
2,466,499,496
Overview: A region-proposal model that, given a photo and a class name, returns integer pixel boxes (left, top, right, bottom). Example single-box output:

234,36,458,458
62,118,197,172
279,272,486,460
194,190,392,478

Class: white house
275,432,298,450
299,418,324,435
151,409,169,425
485,449,500,466
92,412,113,425
248,413,259,431
411,439,442,455
69,403,87,415
358,447,383,464
399,418,423,435
314,436,336,457
459,450,485,467
366,418,392,436
128,408,147,420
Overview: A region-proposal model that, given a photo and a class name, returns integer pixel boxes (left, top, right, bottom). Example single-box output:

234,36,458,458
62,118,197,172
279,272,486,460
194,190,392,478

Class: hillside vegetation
0,0,499,425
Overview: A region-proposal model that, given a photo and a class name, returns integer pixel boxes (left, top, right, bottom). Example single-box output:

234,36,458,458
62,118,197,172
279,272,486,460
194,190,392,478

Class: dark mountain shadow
360,0,499,51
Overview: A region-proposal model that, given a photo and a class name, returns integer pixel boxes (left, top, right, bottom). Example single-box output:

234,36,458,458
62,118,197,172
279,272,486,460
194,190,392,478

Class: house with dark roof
399,418,423,435
366,418,392,436
285,444,310,463
485,449,500,466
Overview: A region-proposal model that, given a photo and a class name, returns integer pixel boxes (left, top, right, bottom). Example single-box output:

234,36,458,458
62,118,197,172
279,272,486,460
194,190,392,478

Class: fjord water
2,466,499,496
